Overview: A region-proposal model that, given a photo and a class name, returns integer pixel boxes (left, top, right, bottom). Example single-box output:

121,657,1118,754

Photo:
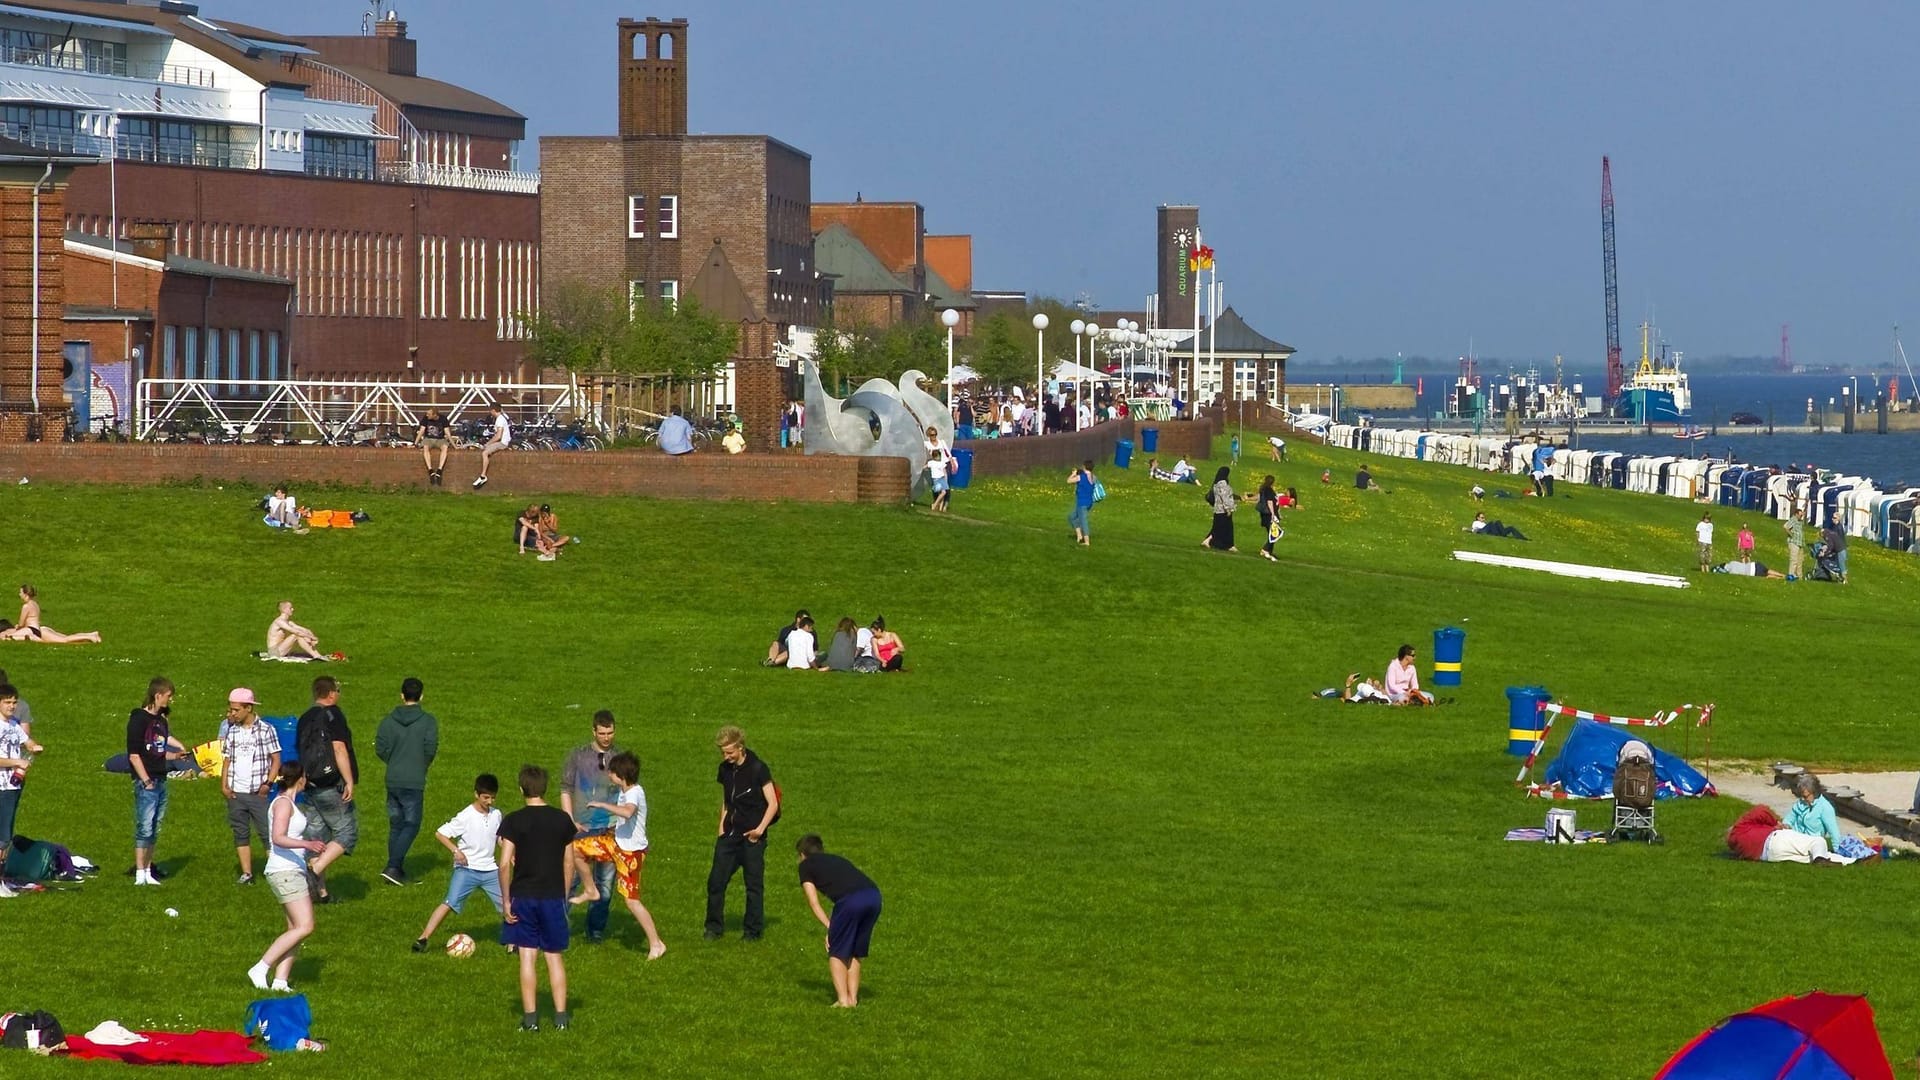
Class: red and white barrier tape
1514,700,1717,787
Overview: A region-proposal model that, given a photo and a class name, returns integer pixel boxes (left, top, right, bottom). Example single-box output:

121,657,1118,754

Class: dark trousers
384,786,424,874
706,833,766,936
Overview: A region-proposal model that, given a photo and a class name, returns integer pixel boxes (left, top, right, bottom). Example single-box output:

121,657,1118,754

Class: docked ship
1614,322,1692,422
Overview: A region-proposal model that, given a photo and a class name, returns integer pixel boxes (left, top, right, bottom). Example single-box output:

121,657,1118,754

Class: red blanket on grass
65,1029,265,1065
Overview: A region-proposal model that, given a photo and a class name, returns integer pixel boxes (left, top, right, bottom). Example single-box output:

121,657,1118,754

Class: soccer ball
445,933,476,958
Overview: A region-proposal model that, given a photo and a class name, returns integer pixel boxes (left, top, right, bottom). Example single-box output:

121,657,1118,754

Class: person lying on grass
1712,561,1787,580
1465,512,1528,540
0,585,101,644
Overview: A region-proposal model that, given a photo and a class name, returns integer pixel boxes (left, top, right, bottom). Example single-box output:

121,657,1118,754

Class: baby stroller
1609,740,1662,843
1808,541,1842,582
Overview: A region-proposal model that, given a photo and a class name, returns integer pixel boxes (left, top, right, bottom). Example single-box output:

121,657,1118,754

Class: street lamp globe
1070,319,1085,336
1032,313,1049,331
1086,322,1100,337
941,308,960,328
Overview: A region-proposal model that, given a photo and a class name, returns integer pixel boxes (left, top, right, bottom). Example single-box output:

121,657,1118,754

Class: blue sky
218,1,1920,370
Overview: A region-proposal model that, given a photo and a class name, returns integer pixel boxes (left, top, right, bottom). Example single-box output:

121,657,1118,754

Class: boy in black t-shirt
796,834,882,1008
498,764,578,1032
127,677,185,886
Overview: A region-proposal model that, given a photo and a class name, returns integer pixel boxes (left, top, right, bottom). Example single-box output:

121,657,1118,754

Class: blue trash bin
1505,686,1552,756
1432,626,1465,686
1114,439,1134,469
1141,427,1160,453
950,448,974,489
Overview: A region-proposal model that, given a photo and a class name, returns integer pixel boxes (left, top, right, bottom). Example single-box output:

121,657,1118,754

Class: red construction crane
1601,157,1622,401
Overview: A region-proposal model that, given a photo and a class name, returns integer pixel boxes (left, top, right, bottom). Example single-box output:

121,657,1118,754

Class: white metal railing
0,44,216,87
379,161,540,194
0,120,107,156
135,377,598,445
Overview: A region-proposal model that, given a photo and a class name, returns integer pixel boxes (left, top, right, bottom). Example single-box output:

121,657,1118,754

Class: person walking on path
1695,512,1714,573
558,711,622,944
1202,466,1238,553
249,761,328,993
1256,474,1282,563
221,688,281,886
498,765,578,1032
796,834,882,1009
581,751,666,959
296,675,357,903
128,677,185,886
705,725,779,941
375,677,438,886
1737,523,1755,563
1821,519,1848,584
925,426,953,513
1067,460,1096,547
1784,511,1807,580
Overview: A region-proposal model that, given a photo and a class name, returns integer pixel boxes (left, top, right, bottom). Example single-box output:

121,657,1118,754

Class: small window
628,279,646,314
627,195,645,239
659,280,679,310
657,195,678,239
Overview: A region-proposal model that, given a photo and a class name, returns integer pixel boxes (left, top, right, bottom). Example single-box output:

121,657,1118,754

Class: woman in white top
249,761,327,992
584,751,666,959
923,426,952,513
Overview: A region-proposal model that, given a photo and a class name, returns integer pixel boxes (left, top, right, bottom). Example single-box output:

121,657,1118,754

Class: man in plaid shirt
221,688,281,886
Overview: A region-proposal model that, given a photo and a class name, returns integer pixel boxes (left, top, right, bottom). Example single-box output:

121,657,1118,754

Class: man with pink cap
221,688,282,886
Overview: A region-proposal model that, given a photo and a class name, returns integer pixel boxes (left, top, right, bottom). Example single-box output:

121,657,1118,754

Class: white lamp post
1084,322,1101,429
1067,319,1085,435
1032,312,1049,436
941,307,960,404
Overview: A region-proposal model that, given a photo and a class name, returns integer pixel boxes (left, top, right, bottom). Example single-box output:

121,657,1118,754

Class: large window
657,195,679,239
627,195,646,239
305,135,375,181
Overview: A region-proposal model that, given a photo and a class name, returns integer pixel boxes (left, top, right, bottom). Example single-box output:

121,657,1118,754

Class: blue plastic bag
245,994,312,1052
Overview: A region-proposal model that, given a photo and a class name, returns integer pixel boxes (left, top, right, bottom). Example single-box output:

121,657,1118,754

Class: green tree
967,313,1027,387
523,281,624,372
526,283,737,378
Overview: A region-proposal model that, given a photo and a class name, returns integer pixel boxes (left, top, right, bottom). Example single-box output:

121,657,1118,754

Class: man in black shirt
705,725,779,941
498,764,578,1032
796,833,882,1008
127,677,184,886
297,675,357,903
418,410,451,486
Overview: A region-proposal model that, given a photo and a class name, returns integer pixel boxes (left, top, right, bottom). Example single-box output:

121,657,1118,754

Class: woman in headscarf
1201,467,1237,553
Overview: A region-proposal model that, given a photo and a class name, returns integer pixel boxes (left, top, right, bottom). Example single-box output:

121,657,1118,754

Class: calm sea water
1352,372,1920,488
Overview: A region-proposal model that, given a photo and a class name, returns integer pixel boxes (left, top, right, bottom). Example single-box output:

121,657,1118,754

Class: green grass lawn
4,434,1919,1078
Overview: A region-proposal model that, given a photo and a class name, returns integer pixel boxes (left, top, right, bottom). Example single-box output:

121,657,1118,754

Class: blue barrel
1141,427,1160,453
1505,686,1551,756
1432,626,1465,686
1114,439,1134,469
263,714,300,756
950,448,974,489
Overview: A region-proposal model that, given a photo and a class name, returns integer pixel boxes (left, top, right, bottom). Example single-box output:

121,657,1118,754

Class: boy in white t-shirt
583,751,665,959
413,773,504,951
784,617,819,670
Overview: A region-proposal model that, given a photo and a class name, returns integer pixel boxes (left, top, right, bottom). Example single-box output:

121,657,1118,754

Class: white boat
1615,322,1692,422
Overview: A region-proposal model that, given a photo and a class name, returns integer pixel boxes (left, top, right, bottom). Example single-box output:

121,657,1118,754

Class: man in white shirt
474,405,511,489
1695,512,1714,573
413,772,504,950
784,618,819,670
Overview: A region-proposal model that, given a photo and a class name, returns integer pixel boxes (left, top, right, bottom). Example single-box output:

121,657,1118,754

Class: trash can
950,448,974,489
1505,685,1552,757
1114,439,1134,469
1432,626,1465,686
1141,427,1160,453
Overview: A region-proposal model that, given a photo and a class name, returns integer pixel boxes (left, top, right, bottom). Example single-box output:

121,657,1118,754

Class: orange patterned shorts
611,847,647,901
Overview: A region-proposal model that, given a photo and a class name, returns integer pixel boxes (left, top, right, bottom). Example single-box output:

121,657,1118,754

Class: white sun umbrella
943,364,981,385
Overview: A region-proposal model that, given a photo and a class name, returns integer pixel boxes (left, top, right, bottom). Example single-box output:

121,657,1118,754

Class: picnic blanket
64,1028,265,1065
1504,827,1606,843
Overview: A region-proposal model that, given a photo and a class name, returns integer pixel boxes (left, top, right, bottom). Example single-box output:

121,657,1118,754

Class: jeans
584,858,616,937
1068,504,1090,534
706,834,767,936
0,786,18,849
385,787,424,873
132,780,168,848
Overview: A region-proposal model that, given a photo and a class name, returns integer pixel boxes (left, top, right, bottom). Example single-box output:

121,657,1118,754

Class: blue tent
1540,717,1714,799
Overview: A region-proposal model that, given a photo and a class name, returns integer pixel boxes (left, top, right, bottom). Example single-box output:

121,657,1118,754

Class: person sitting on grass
1726,803,1855,865
764,609,810,668
820,618,860,673
1384,644,1434,706
1278,487,1299,509
1147,457,1179,483
264,486,307,533
516,505,557,561
783,616,820,670
1170,459,1198,484
1466,512,1528,541
0,585,101,644
1786,774,1877,861
1356,464,1384,492
869,618,904,672
1714,560,1787,580
267,601,327,661
537,505,573,552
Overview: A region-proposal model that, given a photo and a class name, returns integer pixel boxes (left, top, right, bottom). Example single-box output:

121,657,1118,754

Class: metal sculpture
802,363,954,492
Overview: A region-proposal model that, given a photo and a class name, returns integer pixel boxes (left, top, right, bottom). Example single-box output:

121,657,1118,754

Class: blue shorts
443,866,503,914
930,472,949,494
826,886,882,960
501,896,570,953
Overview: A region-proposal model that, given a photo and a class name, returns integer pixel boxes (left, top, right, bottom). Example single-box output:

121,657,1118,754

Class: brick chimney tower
618,18,687,137
371,9,417,77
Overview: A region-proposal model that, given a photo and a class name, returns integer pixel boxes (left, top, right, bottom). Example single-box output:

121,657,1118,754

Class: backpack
297,713,340,788
244,995,312,1052
1614,760,1655,810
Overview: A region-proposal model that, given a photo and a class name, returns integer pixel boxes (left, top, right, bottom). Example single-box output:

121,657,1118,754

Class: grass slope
2,435,1917,1078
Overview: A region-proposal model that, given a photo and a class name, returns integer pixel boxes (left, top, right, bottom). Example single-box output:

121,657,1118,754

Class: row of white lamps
934,308,1164,436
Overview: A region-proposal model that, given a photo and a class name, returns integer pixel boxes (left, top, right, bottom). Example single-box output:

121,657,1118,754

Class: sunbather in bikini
0,585,101,644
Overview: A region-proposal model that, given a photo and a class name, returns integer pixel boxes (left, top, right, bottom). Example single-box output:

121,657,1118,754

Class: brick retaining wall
0,443,911,505
957,419,1216,477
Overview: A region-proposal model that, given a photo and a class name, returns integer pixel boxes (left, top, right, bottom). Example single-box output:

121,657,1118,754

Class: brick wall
958,419,1215,477
0,178,66,416
0,443,910,504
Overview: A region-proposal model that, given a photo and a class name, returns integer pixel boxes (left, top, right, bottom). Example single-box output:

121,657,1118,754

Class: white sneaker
537,553,556,562
270,979,293,993
248,962,271,990
0,883,15,898
134,871,158,886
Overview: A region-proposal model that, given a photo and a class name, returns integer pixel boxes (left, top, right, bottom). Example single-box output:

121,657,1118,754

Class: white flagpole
1191,229,1202,410
1208,268,1219,400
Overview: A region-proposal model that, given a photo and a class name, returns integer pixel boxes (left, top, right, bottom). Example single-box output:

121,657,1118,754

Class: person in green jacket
374,677,438,886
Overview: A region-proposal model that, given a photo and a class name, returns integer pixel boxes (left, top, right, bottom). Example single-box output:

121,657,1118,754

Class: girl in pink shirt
1385,644,1434,706
1737,524,1755,562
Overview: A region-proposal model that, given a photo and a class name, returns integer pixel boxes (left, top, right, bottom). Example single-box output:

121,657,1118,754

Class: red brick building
809,201,973,333
0,1,540,380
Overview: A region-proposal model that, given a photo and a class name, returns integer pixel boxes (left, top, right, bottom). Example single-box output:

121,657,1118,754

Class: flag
1195,245,1215,270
